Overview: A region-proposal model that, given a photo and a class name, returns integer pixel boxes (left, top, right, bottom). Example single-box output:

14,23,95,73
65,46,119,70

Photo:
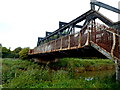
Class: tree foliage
2,46,30,59
19,48,29,60
2,47,11,58
13,47,22,53
12,47,22,58
2,46,23,59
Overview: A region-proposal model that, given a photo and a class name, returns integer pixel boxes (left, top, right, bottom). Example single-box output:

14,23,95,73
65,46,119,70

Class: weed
2,58,118,88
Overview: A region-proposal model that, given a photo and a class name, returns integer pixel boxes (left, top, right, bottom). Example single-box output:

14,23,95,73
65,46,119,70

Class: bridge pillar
115,60,120,82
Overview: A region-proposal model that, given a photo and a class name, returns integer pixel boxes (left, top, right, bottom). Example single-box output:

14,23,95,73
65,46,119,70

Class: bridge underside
29,46,106,62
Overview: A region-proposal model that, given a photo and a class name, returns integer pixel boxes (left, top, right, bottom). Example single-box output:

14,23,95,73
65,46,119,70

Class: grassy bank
2,58,119,88
49,58,115,72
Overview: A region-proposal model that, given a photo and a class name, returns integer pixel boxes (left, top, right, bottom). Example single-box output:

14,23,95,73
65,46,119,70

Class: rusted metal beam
90,0,120,14
41,10,94,41
59,21,83,28
90,41,119,61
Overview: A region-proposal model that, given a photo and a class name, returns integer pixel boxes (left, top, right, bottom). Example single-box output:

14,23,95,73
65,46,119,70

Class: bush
19,48,29,60
2,47,11,58
2,47,22,58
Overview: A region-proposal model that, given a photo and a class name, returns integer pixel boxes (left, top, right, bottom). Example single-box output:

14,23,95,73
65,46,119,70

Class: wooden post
94,20,96,43
91,21,94,42
85,31,90,46
78,32,82,47
55,40,56,51
60,37,63,50
68,35,71,49
111,33,116,57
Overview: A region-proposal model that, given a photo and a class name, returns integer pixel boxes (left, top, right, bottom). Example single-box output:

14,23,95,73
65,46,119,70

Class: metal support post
115,60,120,81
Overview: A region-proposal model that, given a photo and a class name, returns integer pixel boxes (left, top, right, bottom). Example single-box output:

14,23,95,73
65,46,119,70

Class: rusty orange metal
29,21,120,60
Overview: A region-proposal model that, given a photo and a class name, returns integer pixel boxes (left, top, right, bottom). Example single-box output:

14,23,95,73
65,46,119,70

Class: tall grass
2,58,119,88
49,58,115,71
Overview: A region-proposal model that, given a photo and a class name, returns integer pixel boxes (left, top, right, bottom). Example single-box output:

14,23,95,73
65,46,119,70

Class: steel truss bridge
29,0,120,68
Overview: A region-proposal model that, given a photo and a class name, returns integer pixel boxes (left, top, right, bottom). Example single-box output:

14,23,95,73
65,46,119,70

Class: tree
19,47,29,60
13,47,22,53
13,47,22,58
2,47,11,58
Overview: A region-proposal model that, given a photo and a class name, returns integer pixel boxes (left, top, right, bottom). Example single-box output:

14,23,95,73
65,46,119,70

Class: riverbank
2,58,119,88
48,58,115,72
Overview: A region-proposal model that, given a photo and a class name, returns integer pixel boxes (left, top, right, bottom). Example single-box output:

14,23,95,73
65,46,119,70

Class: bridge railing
29,29,89,55
89,21,120,60
29,22,120,60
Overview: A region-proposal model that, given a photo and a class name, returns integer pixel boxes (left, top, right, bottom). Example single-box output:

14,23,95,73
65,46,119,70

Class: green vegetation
2,47,11,58
19,48,29,60
1,46,29,59
49,58,115,72
2,58,120,88
12,47,22,58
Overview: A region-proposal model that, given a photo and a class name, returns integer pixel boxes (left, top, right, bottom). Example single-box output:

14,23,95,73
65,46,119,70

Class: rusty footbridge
29,0,120,75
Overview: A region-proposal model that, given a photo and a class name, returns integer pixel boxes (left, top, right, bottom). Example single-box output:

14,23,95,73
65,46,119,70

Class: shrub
19,48,29,60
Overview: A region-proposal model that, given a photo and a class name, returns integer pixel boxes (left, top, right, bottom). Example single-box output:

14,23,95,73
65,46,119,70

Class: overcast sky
0,0,119,50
